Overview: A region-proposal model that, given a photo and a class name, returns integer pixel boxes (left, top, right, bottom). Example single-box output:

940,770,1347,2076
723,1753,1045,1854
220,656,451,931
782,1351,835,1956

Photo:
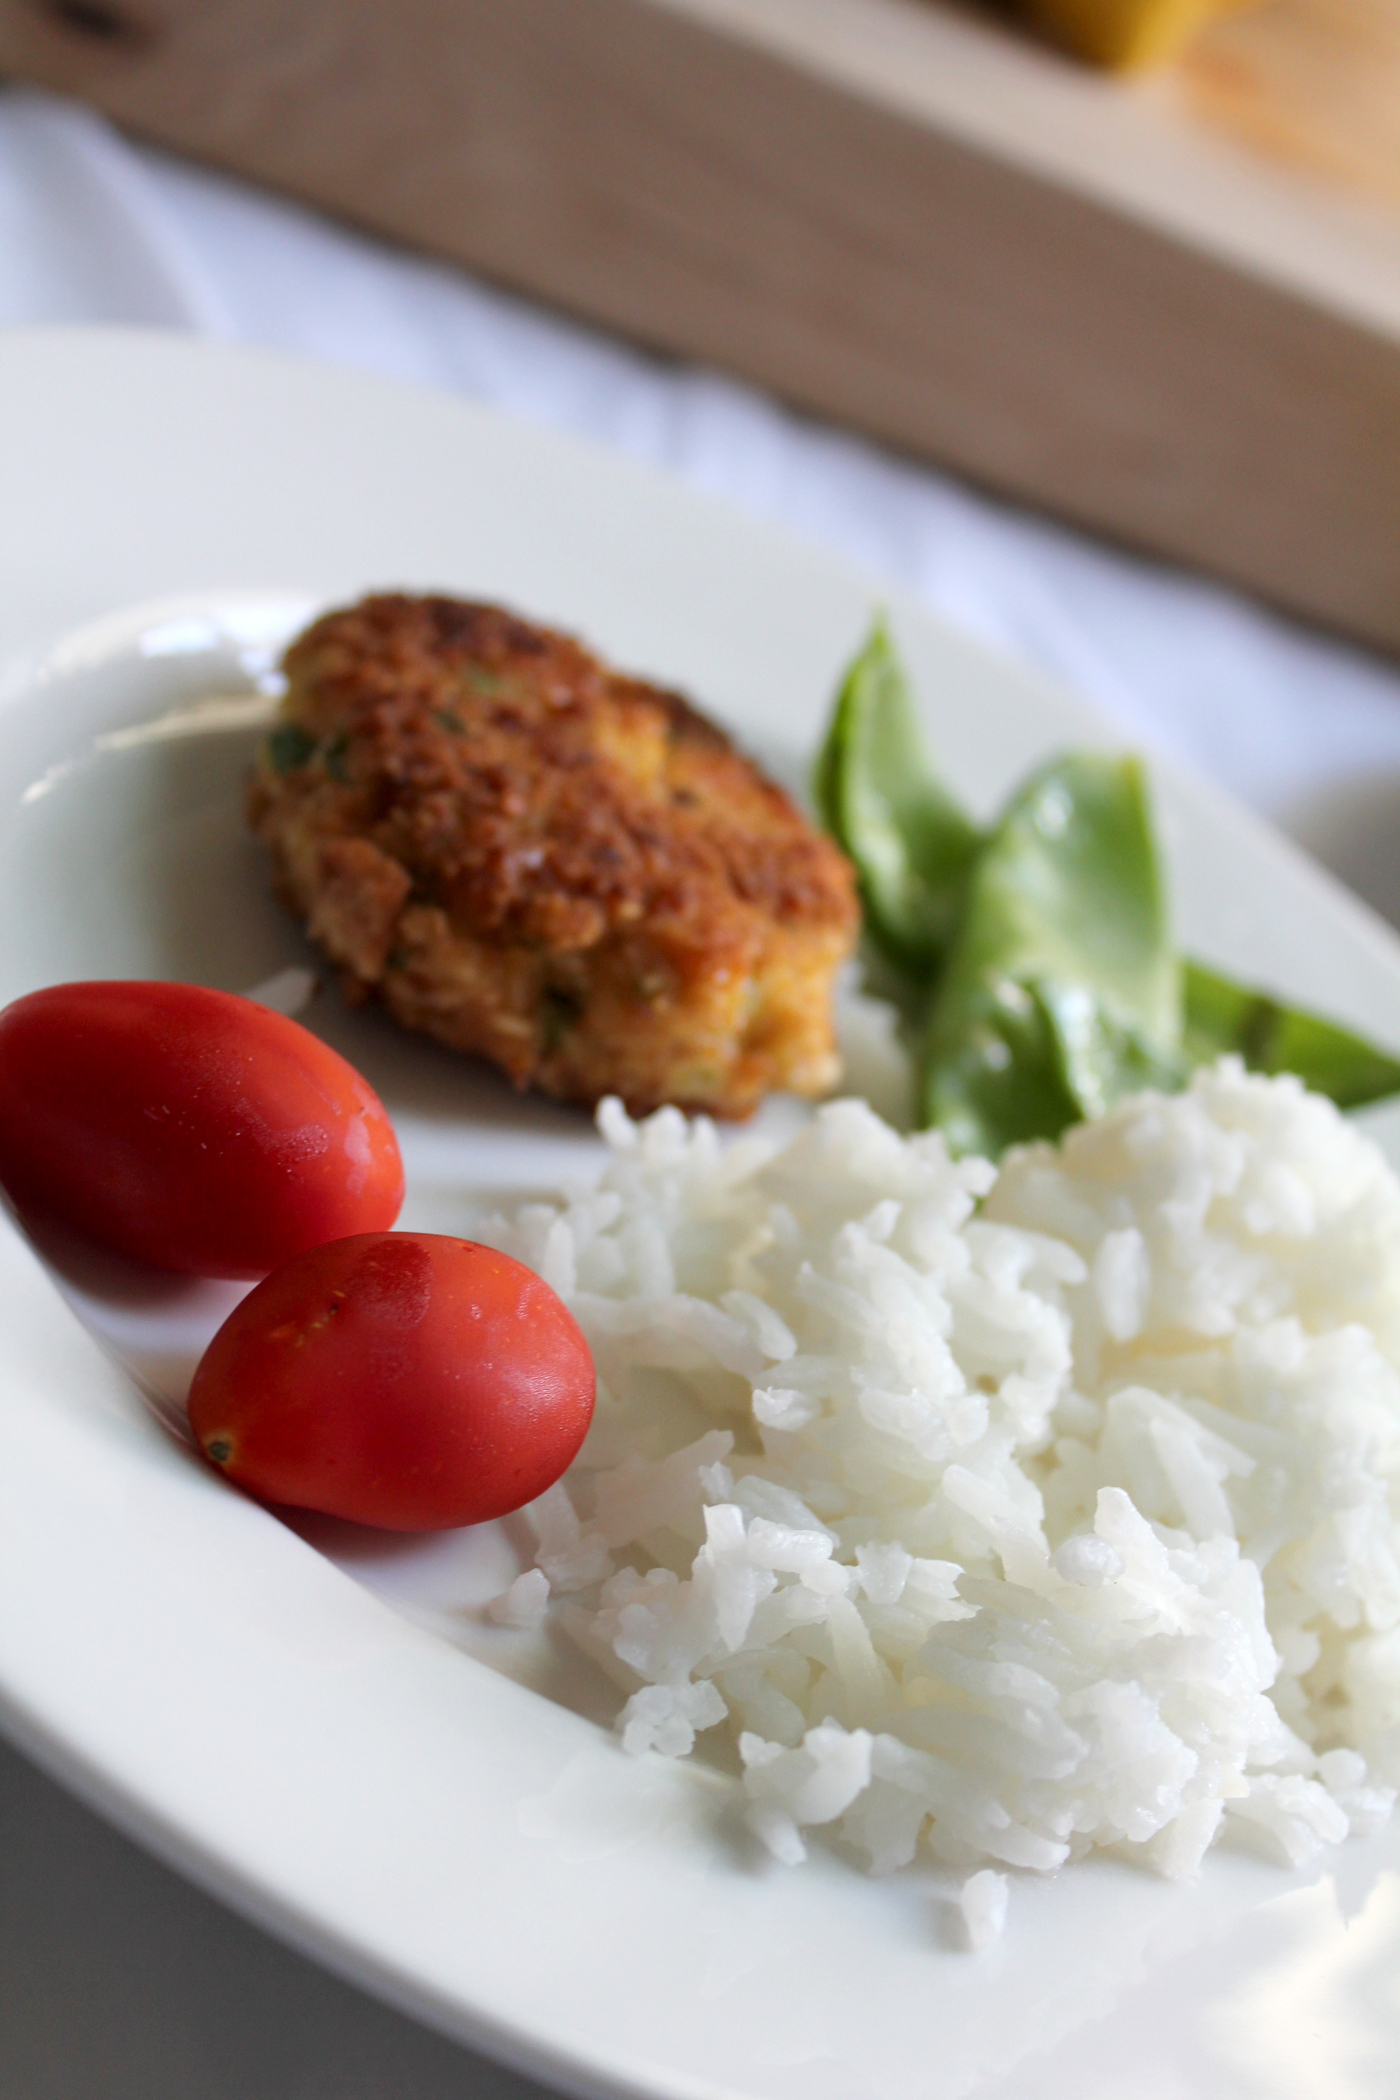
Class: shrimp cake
247,594,858,1117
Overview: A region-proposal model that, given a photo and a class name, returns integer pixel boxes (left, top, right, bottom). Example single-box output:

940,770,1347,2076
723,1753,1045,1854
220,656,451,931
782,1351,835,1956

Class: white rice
485,1062,1400,1939
957,1868,1009,1952
487,1568,552,1629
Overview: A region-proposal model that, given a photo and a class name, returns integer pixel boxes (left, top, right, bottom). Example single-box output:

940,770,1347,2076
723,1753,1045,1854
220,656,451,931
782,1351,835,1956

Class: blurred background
1,1,1398,2094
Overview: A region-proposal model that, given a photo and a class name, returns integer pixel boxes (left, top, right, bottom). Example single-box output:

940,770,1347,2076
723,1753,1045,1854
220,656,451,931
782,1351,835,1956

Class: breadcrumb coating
247,594,858,1117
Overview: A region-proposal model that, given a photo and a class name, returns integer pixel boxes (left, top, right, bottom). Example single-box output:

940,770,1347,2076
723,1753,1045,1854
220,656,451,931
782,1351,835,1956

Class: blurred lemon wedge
1022,0,1258,68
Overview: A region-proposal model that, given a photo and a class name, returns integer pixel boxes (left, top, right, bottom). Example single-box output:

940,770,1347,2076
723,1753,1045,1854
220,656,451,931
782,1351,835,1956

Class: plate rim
4,326,1400,2100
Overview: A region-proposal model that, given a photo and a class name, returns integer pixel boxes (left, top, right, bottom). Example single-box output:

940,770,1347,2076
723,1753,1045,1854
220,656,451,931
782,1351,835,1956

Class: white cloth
3,79,1400,2100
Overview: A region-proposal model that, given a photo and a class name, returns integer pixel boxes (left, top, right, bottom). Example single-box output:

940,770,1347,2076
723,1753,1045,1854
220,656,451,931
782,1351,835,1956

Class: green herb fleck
541,985,584,1053
265,724,317,774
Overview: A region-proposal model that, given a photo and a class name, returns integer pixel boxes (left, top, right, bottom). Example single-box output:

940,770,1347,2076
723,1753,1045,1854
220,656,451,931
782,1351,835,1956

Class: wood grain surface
1183,0,1400,211
1,0,1396,654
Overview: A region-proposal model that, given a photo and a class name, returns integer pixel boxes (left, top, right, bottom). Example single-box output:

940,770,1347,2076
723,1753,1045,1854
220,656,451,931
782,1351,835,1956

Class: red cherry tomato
0,981,403,1279
187,1232,595,1530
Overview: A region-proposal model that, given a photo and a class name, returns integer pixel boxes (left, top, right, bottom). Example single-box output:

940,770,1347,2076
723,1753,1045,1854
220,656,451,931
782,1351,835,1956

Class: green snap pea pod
812,618,981,976
1183,960,1400,1110
920,753,1186,1156
813,623,1400,1151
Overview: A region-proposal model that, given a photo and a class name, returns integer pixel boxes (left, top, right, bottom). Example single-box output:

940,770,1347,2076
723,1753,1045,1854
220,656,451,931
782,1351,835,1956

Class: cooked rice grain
486,1063,1400,1934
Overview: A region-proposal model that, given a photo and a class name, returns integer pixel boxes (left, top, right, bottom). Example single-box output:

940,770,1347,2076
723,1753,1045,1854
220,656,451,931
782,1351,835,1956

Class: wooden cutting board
1182,0,1400,212
1,0,1396,655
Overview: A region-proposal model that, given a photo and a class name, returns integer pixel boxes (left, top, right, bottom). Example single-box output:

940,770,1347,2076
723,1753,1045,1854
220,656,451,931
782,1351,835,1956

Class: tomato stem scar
204,1435,233,1465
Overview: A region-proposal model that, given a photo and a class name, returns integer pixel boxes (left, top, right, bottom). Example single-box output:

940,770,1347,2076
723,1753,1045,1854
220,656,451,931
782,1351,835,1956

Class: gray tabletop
0,1733,555,2100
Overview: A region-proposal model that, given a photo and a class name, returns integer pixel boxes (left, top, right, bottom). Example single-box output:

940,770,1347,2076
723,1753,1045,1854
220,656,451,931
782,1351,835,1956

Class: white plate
3,327,1400,2100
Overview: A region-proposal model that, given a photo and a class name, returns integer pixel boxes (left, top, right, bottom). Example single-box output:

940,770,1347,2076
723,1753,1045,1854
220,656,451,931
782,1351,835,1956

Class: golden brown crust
247,594,858,1116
